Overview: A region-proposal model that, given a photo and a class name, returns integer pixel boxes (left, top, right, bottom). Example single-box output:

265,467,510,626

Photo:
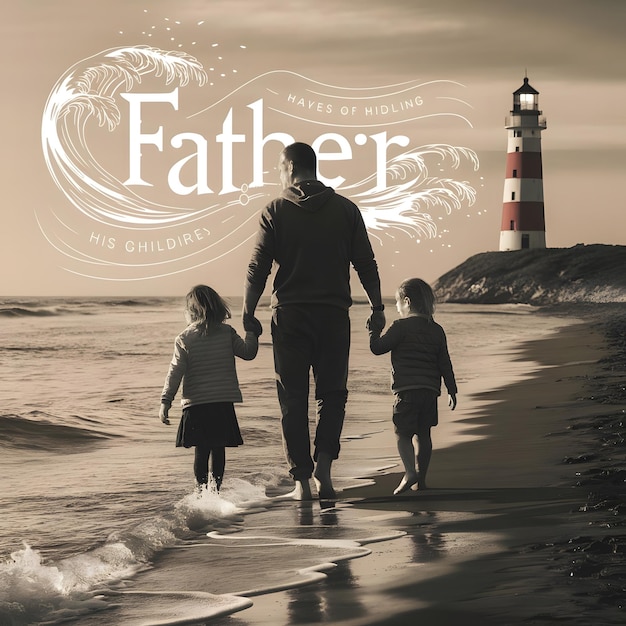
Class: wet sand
222,304,625,625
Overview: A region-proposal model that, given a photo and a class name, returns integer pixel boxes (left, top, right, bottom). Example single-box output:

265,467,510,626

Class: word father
122,88,412,195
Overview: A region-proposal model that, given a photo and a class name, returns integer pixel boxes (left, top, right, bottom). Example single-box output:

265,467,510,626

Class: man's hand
448,394,457,411
159,404,171,425
243,312,263,336
366,310,386,333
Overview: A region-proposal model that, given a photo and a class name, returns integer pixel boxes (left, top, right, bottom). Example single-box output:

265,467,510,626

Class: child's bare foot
393,473,419,495
411,473,428,491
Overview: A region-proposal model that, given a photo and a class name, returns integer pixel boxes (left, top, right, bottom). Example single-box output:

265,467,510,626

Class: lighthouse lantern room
499,76,547,251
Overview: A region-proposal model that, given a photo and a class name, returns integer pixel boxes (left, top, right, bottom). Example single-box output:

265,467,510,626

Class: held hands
242,312,263,337
159,403,171,425
448,394,457,411
366,310,386,333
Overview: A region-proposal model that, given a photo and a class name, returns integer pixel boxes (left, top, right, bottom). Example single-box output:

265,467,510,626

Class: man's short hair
282,142,317,172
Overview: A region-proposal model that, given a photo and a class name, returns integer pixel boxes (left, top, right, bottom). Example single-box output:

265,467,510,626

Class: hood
281,180,335,212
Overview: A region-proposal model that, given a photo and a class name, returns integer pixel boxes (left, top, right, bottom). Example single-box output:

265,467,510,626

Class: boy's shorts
392,389,438,437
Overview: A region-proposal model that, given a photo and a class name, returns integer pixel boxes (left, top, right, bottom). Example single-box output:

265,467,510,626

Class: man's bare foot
292,479,313,501
313,453,337,499
275,479,314,501
393,473,419,495
313,476,337,500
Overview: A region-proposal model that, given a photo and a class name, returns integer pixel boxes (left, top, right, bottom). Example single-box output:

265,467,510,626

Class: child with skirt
160,285,260,491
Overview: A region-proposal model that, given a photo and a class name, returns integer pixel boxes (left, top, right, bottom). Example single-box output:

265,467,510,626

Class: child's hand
243,313,263,336
366,311,386,333
448,394,457,411
159,404,171,425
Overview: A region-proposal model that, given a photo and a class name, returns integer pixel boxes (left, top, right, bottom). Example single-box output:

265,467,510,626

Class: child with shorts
368,278,457,495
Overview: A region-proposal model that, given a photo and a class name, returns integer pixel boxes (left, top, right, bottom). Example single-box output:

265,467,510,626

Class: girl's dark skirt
176,402,243,448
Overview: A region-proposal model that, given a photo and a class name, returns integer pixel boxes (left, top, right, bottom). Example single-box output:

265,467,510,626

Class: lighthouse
499,76,547,251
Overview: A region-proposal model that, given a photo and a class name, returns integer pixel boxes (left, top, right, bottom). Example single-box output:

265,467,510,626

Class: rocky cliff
434,244,626,305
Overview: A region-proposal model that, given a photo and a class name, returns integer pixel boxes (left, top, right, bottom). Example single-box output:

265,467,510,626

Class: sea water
0,297,567,625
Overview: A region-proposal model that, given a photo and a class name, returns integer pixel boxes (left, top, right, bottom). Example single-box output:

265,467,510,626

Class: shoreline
221,304,626,625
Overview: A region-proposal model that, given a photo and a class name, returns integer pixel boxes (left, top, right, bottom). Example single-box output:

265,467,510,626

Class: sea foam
0,479,269,625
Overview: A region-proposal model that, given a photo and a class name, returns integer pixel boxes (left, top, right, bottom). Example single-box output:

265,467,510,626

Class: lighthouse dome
514,76,539,95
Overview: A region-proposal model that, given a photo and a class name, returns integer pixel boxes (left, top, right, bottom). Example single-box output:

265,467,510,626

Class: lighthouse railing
505,114,547,129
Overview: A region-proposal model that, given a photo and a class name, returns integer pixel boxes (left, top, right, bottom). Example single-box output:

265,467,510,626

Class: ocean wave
0,544,252,625
0,476,406,625
100,298,171,307
0,414,116,451
0,303,100,318
0,297,178,319
0,480,267,625
1,345,61,353
0,306,67,318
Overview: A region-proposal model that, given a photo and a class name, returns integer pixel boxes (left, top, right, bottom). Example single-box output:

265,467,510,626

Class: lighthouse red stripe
505,152,543,179
501,202,545,231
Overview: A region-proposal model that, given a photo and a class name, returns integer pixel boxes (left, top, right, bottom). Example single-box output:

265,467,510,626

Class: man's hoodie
246,180,380,310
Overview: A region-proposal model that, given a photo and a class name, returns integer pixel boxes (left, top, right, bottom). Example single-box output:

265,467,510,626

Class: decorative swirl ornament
40,46,480,281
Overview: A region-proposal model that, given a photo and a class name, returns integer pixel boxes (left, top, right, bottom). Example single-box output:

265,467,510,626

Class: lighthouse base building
499,77,547,251
499,219,546,251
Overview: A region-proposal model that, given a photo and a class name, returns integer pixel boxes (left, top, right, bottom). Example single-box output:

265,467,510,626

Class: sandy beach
2,301,624,625
213,304,626,626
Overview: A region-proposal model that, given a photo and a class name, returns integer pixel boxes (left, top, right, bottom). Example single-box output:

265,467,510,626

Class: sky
2,0,625,297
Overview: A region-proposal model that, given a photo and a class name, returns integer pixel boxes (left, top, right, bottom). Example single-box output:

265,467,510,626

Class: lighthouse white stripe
499,231,546,251
507,137,542,153
503,178,544,202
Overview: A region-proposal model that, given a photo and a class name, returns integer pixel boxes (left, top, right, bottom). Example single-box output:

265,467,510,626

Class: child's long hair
398,278,435,318
185,285,231,334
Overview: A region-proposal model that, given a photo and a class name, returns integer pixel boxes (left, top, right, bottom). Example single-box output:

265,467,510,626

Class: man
243,142,385,500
